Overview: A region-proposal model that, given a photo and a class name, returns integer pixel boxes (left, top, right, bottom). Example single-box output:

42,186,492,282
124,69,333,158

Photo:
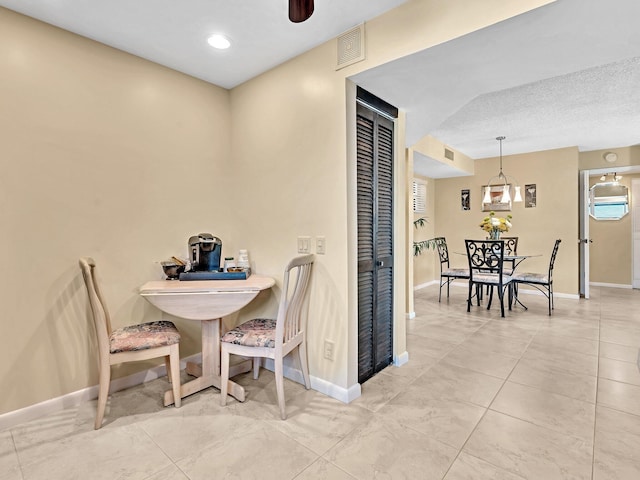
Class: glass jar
237,249,250,269
223,257,236,272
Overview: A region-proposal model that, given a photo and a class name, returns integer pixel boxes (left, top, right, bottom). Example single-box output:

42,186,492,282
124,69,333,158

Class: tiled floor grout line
415,287,616,479
430,304,540,480
446,323,539,478
591,291,602,480
6,285,640,479
438,375,509,479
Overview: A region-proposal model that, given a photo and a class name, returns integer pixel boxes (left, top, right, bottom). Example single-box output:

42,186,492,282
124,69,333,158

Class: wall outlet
297,236,311,253
316,236,326,254
323,339,335,361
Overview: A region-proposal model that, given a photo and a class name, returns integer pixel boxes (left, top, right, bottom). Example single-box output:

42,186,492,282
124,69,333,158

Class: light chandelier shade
600,172,622,182
482,136,522,204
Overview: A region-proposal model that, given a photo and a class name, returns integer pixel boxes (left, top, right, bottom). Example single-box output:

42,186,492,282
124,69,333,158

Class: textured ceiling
432,57,640,159
352,0,640,176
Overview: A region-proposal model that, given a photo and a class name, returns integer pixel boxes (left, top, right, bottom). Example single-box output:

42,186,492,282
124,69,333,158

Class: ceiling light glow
207,34,230,49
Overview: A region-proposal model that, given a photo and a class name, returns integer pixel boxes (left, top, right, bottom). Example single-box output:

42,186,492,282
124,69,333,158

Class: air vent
336,24,365,70
444,148,454,161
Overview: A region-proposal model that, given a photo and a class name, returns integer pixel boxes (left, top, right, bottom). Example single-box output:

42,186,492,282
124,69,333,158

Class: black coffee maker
188,233,222,271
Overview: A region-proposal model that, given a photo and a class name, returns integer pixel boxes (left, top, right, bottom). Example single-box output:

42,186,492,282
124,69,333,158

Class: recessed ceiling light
207,34,231,50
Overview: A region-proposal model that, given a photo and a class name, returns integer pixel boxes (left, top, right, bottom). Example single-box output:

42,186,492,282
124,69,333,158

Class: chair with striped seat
465,239,512,317
435,237,470,302
511,239,561,315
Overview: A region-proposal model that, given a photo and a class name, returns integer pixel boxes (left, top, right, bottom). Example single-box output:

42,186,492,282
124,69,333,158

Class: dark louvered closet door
357,100,394,384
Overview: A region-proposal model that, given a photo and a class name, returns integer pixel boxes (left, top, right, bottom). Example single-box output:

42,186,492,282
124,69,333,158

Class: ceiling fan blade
289,0,314,23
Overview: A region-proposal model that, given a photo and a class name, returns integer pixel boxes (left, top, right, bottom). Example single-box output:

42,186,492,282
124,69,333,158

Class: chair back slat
548,239,562,280
502,237,518,256
276,254,314,345
79,257,112,361
434,237,450,269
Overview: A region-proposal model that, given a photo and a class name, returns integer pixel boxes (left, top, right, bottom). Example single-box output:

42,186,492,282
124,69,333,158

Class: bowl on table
161,261,186,280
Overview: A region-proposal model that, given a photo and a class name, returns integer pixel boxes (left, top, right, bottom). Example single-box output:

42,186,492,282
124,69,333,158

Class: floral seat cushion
442,267,469,278
512,272,548,284
109,320,180,354
474,273,512,284
221,318,276,348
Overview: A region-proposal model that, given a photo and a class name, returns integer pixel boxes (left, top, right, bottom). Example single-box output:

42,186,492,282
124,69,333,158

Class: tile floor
2,285,640,479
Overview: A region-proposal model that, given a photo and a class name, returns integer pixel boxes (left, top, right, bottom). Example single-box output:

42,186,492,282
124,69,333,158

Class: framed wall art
461,189,470,210
525,184,537,208
481,184,512,212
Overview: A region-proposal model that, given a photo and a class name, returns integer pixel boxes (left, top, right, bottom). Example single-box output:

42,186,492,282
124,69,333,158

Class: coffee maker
188,233,222,271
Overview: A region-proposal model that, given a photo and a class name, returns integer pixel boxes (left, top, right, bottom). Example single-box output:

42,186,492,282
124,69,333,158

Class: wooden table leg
164,318,247,406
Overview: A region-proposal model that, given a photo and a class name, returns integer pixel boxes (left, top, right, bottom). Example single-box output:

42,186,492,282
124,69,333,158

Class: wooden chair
220,254,314,419
511,239,561,315
434,237,469,302
79,257,182,429
465,240,512,317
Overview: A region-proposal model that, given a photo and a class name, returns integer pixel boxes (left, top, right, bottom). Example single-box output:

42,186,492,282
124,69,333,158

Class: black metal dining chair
482,236,518,298
511,239,561,315
435,237,470,302
501,236,519,274
465,239,512,317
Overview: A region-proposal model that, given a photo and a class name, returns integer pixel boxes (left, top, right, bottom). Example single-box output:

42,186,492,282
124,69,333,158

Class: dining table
139,274,275,406
453,251,541,268
455,249,541,310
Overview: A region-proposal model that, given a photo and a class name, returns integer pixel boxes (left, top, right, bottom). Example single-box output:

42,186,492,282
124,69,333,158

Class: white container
237,249,250,269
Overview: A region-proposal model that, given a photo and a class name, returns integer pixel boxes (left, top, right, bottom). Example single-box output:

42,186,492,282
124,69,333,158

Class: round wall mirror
589,182,629,220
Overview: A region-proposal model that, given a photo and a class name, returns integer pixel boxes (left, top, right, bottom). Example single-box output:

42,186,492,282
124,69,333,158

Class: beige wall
589,174,637,285
412,173,437,290
579,146,640,170
1,0,558,416
0,8,236,414
429,147,580,296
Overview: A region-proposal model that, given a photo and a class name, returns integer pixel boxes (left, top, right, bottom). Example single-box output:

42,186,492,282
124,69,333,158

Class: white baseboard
394,351,409,367
311,376,361,404
262,358,361,404
0,352,361,432
514,287,580,300
416,280,580,300
414,280,438,291
590,282,633,289
0,353,201,432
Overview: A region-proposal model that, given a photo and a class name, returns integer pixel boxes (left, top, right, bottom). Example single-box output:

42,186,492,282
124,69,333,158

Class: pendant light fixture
482,136,522,204
599,172,622,183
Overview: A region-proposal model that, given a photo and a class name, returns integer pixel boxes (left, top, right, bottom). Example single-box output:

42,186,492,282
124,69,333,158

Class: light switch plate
297,236,311,254
316,236,326,254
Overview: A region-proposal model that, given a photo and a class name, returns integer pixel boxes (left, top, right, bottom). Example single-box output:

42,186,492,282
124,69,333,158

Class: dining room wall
431,147,580,297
